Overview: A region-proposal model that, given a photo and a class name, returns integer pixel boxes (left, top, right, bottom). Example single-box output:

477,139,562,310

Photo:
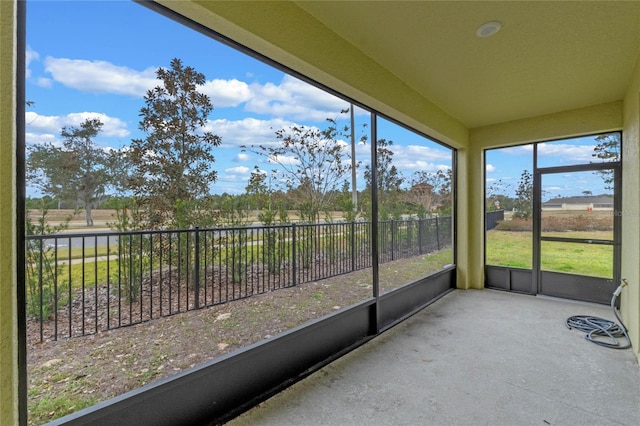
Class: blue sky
25,0,454,198
25,1,612,201
486,135,618,201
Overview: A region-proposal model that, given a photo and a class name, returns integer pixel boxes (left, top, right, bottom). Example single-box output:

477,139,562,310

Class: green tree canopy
513,170,533,220
128,58,221,228
27,118,114,226
244,111,360,223
363,138,405,220
592,132,621,191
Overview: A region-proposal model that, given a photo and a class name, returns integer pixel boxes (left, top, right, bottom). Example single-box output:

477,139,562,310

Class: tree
246,166,278,225
592,132,620,191
334,180,357,222
363,138,405,220
27,118,113,226
433,168,453,215
486,178,515,211
513,170,533,220
243,111,360,223
128,58,221,228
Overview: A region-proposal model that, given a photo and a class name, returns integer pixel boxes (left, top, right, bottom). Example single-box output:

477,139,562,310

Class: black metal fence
485,210,504,231
25,217,453,342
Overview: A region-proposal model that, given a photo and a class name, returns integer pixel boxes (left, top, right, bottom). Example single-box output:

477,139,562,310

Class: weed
29,395,98,425
25,205,75,319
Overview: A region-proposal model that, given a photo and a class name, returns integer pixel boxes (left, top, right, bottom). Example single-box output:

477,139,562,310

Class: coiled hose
566,280,631,349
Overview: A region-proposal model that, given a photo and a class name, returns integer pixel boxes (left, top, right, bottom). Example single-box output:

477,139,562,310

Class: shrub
495,218,532,232
494,214,613,232
542,214,612,232
25,206,74,319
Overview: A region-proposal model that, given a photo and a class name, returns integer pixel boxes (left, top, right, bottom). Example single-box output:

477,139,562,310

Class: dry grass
27,250,451,425
495,211,613,232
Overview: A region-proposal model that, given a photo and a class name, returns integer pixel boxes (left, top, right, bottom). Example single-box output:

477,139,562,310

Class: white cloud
44,57,159,96
216,167,253,194
404,145,452,160
387,144,453,175
39,57,356,125
201,79,251,108
36,77,53,88
537,143,595,162
26,46,39,79
245,74,350,121
25,111,129,139
207,117,293,148
235,153,251,162
25,132,57,147
269,154,300,167
486,164,496,173
225,166,250,175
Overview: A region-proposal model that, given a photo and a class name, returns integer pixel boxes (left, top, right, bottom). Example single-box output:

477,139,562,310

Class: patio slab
228,289,640,426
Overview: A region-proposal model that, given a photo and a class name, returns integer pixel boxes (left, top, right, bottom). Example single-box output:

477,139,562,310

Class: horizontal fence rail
26,218,453,342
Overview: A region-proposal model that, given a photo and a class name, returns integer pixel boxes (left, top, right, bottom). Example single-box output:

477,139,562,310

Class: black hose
566,283,631,349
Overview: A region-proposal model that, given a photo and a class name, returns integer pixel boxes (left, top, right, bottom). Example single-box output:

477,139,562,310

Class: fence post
351,221,356,272
391,220,396,261
292,223,297,287
194,227,200,309
418,218,423,255
435,216,440,250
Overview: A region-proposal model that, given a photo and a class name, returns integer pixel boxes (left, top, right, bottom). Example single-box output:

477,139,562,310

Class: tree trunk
85,206,94,227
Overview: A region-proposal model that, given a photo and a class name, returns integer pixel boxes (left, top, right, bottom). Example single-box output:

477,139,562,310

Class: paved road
35,234,119,250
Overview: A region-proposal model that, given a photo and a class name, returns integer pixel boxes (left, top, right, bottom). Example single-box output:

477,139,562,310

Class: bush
494,214,613,232
542,214,612,232
25,206,74,319
495,218,532,232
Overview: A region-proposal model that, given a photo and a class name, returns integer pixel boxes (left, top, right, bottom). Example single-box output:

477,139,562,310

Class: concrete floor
228,289,640,426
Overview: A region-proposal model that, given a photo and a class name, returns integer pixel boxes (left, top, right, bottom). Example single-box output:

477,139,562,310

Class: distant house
542,195,613,211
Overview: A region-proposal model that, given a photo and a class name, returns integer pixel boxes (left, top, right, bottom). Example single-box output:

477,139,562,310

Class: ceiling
291,1,640,129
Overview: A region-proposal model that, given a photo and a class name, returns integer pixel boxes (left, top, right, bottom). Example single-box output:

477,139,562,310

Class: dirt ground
26,253,447,425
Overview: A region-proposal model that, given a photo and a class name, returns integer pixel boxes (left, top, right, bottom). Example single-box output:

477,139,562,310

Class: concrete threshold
228,289,640,426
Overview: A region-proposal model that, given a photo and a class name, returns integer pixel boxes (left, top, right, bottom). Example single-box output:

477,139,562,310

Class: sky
486,135,619,201
25,1,615,201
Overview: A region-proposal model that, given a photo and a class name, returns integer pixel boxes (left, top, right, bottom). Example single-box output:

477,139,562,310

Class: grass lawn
486,230,613,278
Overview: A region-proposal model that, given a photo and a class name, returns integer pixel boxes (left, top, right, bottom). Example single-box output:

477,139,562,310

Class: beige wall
622,54,640,359
455,143,484,290
0,0,19,424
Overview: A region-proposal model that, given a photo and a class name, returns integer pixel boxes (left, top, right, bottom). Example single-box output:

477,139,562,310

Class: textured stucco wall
455,143,484,290
0,0,19,424
622,55,640,360
471,101,623,148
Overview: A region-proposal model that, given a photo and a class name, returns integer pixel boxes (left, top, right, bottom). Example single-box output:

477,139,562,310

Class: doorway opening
485,132,621,304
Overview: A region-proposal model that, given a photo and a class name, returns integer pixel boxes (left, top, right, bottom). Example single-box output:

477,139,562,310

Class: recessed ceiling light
476,21,502,38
